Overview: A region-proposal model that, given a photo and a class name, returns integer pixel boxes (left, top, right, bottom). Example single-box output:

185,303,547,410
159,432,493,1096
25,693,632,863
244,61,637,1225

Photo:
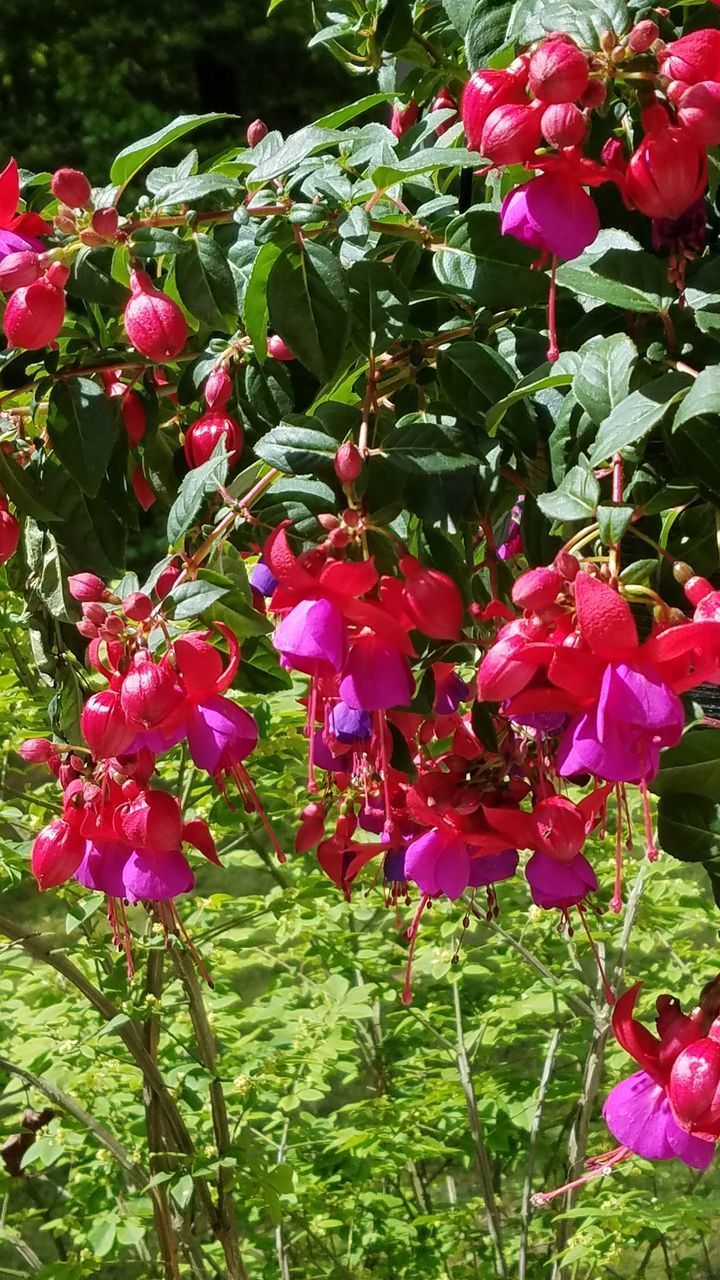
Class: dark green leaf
167,449,229,545
657,792,720,863
652,729,720,801
254,421,338,474
267,243,349,382
508,0,628,47
47,378,118,497
437,341,515,422
348,260,408,352
243,243,282,361
556,230,674,313
110,113,234,186
376,0,413,52
171,578,229,620
130,228,191,258
0,451,61,522
435,208,549,310
589,372,689,463
537,464,600,522
175,234,237,329
382,419,478,473
597,503,634,546
573,334,637,426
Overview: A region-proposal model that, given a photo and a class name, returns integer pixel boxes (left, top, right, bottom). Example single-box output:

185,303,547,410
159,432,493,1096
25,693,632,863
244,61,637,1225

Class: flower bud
121,390,146,447
91,207,119,238
430,87,458,136
51,168,92,209
31,818,85,889
76,619,99,639
82,601,107,626
541,102,587,148
678,81,720,146
0,505,19,564
334,442,362,485
528,37,590,104
295,801,326,853
666,80,690,106
0,251,42,291
155,561,182,600
626,125,707,219
81,689,135,758
669,1037,720,1130
684,575,714,605
481,101,543,165
512,566,563,610
79,229,105,248
123,590,153,621
461,67,528,150
661,30,720,86
246,118,268,147
390,99,419,138
68,572,109,602
19,738,57,763
266,333,296,361
3,275,66,350
124,267,187,361
184,410,244,468
554,549,580,580
131,466,156,511
580,79,607,109
204,366,233,409
628,19,659,53
120,651,182,730
400,555,464,639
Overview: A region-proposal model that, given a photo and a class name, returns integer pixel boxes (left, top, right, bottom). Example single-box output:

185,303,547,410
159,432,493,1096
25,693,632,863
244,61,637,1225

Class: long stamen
639,777,659,862
546,255,560,364
610,784,623,915
402,893,430,1006
233,762,286,862
577,905,615,1006
531,1145,631,1207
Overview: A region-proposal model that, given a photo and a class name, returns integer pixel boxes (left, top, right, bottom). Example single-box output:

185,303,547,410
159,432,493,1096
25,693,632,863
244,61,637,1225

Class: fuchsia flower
500,173,600,261
0,159,51,260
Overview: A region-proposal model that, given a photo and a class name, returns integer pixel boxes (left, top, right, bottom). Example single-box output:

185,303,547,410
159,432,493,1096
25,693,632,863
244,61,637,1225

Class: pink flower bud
51,168,92,209
120,788,183,851
528,37,590,104
120,651,182,730
182,817,221,863
390,99,419,138
76,619,99,639
155,561,182,600
91,207,119,238
669,1037,720,1130
124,267,187,361
400,555,464,639
0,251,42,291
461,68,528,151
661,30,720,86
684,575,714,605
0,505,19,564
19,738,57,764
580,79,607,109
541,102,587,148
626,125,707,219
266,334,296,361
31,818,85,889
430,88,458,136
246,118,268,147
184,410,244,468
82,601,106,625
123,591,153,621
204,366,233,409
678,81,720,146
334,442,362,485
118,390,146,448
68,572,109,602
628,19,659,53
131,466,156,511
512,566,563,610
3,276,66,350
481,100,543,165
81,689,135,758
295,801,326,853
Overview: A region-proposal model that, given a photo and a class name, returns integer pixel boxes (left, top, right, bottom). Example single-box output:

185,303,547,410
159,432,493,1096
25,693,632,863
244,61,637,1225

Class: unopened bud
92,207,119,238
334,442,363,486
82,602,106,626
317,512,340,530
79,229,105,247
123,591,153,621
246,119,269,147
68,573,109,602
628,19,659,53
51,168,92,209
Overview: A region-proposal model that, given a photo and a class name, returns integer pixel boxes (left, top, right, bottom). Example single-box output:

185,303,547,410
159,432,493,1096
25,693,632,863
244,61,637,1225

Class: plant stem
143,949,181,1280
519,1029,561,1280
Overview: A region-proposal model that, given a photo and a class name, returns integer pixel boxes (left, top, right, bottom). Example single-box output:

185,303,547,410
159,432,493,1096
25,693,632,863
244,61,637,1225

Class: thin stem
143,950,181,1280
519,1029,561,1280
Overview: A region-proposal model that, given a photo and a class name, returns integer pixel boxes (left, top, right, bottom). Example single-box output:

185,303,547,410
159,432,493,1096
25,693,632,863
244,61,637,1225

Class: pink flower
525,849,597,909
501,173,600,260
273,597,348,676
405,828,471,900
339,635,414,711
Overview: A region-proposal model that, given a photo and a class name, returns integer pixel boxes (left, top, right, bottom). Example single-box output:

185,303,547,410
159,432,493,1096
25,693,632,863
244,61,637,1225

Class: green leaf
348,259,408,352
673,366,720,431
381,419,478,473
254,420,338,473
87,1217,118,1259
537,464,600,522
507,0,628,47
0,451,61,522
597,503,634,546
556,230,674,313
657,792,720,863
267,243,349,382
589,372,689,463
47,378,118,497
248,125,344,185
372,148,484,189
486,364,575,434
175,234,236,329
110,113,234,186
314,94,394,129
170,578,229,620
573,334,637,426
442,0,477,37
166,449,229,545
435,207,549,310
69,249,129,307
437,341,515,422
466,0,514,65
375,0,413,52
652,729,720,801
244,242,282,361
130,227,191,258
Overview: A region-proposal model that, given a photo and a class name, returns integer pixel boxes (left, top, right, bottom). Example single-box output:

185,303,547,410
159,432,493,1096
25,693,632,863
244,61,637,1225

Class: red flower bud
481,100,543,165
266,333,296,361
0,251,42,291
19,738,57,764
528,37,589,104
124,267,187,361
601,137,627,176
204,366,233,408
661,30,720,86
626,125,707,219
82,601,106,625
334,442,362,485
461,68,527,151
51,167,92,209
666,80,690,106
68,572,109,602
400,555,464,639
120,651,182,730
580,79,607,109
155,561,182,600
512,566,563,610
123,591,153,621
246,118,269,147
678,81,720,146
430,88,458,136
131,466,156,511
184,410,244,468
31,818,85,889
0,505,19,564
3,275,65,350
628,19,659,53
121,390,146,447
91,207,119,238
81,689,135,758
295,801,326,853
390,99,419,138
541,102,587,149
77,619,99,639
669,1037,720,1132
684,575,714,605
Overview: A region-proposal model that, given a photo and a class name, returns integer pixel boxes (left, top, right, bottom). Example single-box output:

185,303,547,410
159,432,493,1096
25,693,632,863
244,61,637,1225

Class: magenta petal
666,1114,717,1170
186,696,258,776
339,642,414,711
122,849,195,902
75,840,130,897
501,175,599,261
468,849,519,888
525,849,597,909
603,1070,715,1168
273,598,348,676
312,728,351,772
405,829,470,900
557,709,652,783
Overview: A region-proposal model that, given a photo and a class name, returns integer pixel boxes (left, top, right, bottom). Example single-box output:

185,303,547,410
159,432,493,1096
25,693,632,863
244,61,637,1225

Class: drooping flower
0,159,51,260
501,173,600,261
405,827,471,900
